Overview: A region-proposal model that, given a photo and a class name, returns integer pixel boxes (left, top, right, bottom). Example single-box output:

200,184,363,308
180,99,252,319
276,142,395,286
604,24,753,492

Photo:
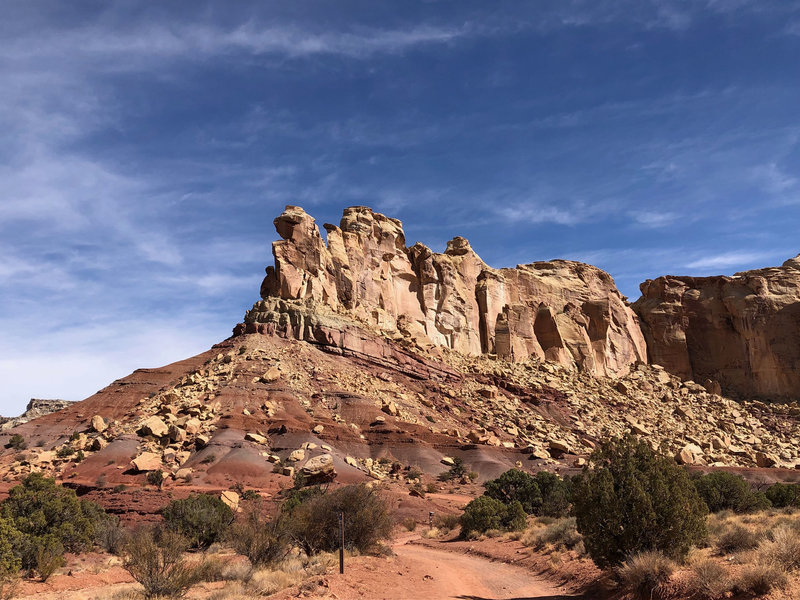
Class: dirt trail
320,537,577,600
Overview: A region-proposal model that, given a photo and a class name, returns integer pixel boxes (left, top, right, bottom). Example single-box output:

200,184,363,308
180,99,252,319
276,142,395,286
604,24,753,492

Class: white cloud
751,162,797,194
630,211,679,228
496,203,580,226
684,251,774,270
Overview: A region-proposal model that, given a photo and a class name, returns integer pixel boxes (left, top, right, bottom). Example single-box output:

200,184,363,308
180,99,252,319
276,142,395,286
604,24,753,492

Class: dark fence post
339,512,344,574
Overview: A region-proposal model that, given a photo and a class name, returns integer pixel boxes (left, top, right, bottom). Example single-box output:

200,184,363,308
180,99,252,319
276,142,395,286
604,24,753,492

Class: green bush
439,457,467,482
0,518,21,580
766,483,800,508
34,535,64,582
484,469,541,513
533,471,572,517
459,496,527,537
5,435,25,451
284,484,392,555
484,469,571,517
693,471,770,513
161,494,233,550
1,472,109,570
572,435,707,569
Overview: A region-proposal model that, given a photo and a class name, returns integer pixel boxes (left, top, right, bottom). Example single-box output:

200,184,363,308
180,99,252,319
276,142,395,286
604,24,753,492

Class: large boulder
300,454,336,483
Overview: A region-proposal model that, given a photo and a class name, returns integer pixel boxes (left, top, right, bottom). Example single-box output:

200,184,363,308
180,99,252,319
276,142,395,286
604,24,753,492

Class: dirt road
320,538,577,600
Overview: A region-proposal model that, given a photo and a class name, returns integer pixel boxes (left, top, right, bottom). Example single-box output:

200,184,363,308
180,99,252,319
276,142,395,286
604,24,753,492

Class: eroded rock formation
246,205,646,377
633,255,800,400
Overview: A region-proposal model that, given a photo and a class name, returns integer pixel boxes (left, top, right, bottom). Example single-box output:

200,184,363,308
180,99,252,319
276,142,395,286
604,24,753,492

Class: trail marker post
339,512,344,574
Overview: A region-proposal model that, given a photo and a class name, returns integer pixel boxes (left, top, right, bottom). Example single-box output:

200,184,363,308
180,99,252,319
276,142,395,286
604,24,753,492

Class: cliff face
633,255,800,400
248,205,646,377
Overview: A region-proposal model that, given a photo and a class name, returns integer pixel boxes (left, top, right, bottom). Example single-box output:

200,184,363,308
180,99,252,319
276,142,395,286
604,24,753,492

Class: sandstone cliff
633,255,800,401
246,205,646,377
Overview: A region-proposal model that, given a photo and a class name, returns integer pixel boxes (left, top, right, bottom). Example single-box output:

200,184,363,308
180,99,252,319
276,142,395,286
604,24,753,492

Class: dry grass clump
521,517,584,553
422,527,441,539
734,563,788,595
687,558,732,599
755,526,800,571
714,523,761,554
617,551,675,600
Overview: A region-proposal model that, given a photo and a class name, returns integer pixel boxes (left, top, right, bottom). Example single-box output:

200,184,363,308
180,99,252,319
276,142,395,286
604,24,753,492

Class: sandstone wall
249,205,646,377
633,255,800,400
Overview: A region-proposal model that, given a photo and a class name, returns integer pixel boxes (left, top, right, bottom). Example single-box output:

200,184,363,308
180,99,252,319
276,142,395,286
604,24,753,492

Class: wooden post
339,512,344,574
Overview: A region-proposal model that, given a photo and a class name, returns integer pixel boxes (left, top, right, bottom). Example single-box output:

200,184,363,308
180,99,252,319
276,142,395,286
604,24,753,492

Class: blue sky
1,1,799,414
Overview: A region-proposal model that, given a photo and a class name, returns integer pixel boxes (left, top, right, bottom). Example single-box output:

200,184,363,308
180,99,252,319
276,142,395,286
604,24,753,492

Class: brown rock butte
633,255,800,401
245,205,646,378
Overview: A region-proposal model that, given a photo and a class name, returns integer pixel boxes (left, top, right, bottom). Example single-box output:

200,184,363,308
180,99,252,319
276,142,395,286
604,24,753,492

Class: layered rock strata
633,255,800,400
246,205,646,378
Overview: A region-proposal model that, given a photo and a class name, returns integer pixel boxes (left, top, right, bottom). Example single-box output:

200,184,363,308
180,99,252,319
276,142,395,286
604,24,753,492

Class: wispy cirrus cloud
684,251,777,270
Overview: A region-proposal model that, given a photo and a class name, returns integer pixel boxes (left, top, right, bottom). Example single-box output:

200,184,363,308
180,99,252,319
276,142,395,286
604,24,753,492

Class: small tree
766,483,800,508
693,471,771,513
161,494,233,550
459,496,527,537
533,471,572,518
572,435,707,569
1,472,108,569
123,528,197,599
284,484,392,555
484,469,542,514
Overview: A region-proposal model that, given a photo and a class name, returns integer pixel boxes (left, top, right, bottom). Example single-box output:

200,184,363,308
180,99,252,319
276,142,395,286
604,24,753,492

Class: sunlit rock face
248,205,646,378
633,255,800,400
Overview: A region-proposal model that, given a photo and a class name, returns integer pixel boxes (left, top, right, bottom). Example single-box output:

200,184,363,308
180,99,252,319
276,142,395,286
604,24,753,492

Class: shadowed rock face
251,205,646,377
633,255,800,400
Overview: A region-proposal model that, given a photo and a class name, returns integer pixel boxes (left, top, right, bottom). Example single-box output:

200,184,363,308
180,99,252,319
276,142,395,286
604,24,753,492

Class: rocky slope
253,206,646,377
634,255,800,401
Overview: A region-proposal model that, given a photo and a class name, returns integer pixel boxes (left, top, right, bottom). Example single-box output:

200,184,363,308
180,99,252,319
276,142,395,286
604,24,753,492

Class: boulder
130,452,162,472
261,367,281,383
220,490,239,511
288,449,305,462
300,454,336,483
245,432,268,444
139,416,169,438
91,415,107,433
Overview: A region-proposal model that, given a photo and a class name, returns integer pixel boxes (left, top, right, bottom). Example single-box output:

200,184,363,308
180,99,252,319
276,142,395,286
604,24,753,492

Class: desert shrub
1,472,109,569
734,563,787,595
688,559,731,599
459,496,526,537
0,518,20,581
533,471,572,517
571,435,707,569
434,514,460,532
5,435,25,451
229,505,290,567
122,528,198,599
439,457,467,482
34,536,64,582
693,471,770,513
755,525,800,571
146,470,164,490
766,483,800,508
55,446,75,458
402,518,417,532
284,484,392,555
95,516,129,555
522,517,582,551
161,493,233,550
484,469,542,514
617,551,675,600
714,523,760,554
